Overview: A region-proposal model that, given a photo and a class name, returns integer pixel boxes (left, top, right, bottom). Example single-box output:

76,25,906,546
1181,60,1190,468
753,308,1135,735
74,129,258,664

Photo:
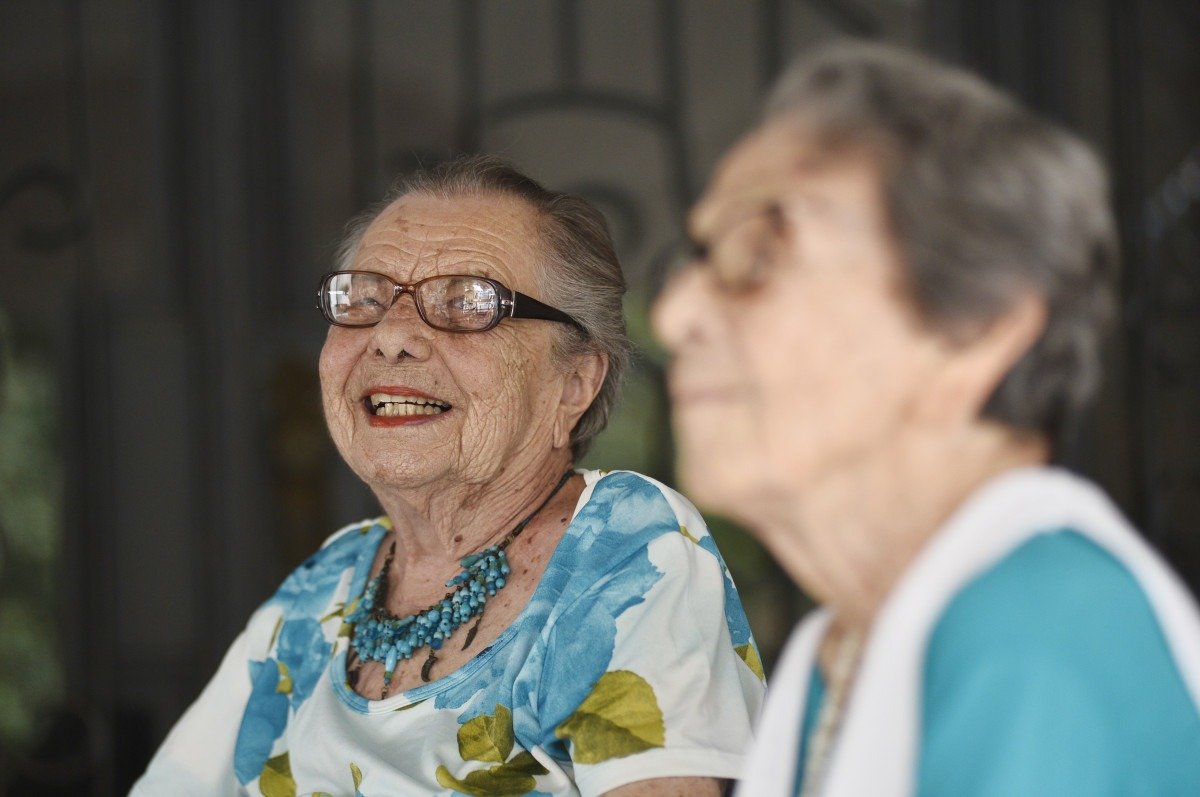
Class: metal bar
456,0,482,154
658,0,693,206
1108,0,1152,537
62,0,118,791
807,0,880,38
482,90,674,130
758,0,784,90
350,0,378,206
558,0,581,87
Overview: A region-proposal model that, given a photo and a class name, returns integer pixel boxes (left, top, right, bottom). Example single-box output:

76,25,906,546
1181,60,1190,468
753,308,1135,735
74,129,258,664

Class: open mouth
364,392,452,418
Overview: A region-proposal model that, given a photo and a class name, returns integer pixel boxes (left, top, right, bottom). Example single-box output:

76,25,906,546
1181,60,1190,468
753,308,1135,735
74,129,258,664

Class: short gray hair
766,42,1117,449
334,155,629,460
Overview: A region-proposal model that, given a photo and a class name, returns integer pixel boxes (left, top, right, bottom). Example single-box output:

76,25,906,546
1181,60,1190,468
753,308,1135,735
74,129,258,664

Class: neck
758,423,1048,636
369,450,576,570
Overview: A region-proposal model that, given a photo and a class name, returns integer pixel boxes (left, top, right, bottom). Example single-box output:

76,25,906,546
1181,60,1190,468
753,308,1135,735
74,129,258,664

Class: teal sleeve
917,531,1200,797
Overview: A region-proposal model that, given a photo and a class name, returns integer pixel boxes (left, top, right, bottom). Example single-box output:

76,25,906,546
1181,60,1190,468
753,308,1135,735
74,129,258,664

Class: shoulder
541,471,726,605
920,530,1200,790
930,530,1161,668
568,469,731,576
575,469,709,546
267,517,386,617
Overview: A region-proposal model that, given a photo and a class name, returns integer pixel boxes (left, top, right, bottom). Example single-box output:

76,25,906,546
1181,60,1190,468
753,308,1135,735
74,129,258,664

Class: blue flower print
276,617,330,709
698,534,753,648
233,657,289,784
436,473,672,754
272,521,383,618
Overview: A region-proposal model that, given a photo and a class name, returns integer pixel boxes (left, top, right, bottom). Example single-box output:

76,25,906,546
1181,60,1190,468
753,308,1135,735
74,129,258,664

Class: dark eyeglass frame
680,201,788,292
315,270,585,333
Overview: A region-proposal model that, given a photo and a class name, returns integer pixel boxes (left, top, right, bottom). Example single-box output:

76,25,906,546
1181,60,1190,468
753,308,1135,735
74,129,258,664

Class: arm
917,532,1200,796
129,626,259,796
605,776,726,796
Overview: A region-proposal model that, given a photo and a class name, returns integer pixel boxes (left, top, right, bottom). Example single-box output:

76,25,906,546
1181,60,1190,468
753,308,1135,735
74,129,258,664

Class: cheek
751,289,931,475
318,336,361,426
453,337,559,447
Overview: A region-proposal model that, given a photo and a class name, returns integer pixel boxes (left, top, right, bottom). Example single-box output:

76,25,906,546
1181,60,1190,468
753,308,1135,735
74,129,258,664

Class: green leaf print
434,760,545,796
679,524,702,545
350,761,363,789
268,616,284,649
501,750,545,776
275,661,293,695
436,706,549,795
458,704,515,763
259,751,297,797
735,643,766,682
318,602,346,624
554,670,665,764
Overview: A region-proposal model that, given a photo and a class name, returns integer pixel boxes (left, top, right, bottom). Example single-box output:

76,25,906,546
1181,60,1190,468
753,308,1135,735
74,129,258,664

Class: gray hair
334,155,629,460
766,42,1117,449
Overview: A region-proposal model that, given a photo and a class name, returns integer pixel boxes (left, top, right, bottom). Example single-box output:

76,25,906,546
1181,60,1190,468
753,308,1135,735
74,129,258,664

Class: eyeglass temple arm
508,292,584,330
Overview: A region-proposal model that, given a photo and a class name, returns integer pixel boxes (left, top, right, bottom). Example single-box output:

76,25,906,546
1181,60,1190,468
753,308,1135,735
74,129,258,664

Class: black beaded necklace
346,469,574,696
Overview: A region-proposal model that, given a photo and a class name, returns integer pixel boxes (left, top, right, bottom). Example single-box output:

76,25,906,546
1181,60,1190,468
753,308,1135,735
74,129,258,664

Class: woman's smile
361,385,453,427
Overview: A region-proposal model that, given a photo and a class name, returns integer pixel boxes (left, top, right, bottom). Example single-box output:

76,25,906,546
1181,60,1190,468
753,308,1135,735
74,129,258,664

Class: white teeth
367,393,450,416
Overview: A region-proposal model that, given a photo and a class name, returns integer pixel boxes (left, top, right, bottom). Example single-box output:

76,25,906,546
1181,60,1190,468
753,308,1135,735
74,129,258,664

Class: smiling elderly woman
654,44,1200,796
131,157,764,796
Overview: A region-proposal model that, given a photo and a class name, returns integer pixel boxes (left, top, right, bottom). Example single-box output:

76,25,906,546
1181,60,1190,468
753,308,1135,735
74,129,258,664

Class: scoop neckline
329,468,606,714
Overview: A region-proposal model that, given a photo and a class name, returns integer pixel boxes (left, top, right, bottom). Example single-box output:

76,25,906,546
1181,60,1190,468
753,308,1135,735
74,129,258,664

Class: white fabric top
132,470,765,796
736,466,1200,797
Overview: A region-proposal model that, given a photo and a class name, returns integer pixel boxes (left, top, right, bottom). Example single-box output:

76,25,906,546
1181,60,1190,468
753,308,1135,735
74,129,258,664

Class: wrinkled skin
653,118,1047,638
320,192,585,508
319,193,725,794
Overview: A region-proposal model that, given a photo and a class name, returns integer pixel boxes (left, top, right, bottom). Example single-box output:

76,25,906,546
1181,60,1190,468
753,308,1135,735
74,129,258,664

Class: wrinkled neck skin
369,445,577,577
749,422,1048,651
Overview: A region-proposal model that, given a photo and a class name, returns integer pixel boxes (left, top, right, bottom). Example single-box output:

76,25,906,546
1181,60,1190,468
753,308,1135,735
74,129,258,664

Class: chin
349,452,445,492
675,442,755,518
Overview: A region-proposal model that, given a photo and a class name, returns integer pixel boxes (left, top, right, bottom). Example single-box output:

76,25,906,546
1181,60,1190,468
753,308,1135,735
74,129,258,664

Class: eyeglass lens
681,206,781,292
322,273,502,330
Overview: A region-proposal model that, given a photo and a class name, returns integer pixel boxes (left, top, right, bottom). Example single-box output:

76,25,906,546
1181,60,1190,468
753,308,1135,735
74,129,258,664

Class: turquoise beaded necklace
346,469,574,696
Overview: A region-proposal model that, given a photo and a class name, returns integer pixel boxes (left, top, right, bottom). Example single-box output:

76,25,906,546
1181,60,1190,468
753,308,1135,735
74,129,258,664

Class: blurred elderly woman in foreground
654,43,1200,796
132,157,763,796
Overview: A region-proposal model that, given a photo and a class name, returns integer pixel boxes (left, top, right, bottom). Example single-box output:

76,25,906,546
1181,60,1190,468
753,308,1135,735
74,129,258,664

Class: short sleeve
917,531,1200,796
130,518,381,795
129,615,270,796
537,524,763,796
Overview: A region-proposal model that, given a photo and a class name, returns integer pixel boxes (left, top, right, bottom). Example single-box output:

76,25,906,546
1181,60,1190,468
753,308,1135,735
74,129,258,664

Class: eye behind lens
420,276,500,331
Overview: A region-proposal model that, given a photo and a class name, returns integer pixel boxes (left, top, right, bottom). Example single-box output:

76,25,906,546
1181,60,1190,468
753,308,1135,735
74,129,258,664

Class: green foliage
0,319,63,752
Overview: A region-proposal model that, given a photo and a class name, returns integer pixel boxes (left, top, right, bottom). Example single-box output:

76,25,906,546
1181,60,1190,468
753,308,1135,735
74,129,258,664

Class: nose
651,267,709,353
366,291,434,361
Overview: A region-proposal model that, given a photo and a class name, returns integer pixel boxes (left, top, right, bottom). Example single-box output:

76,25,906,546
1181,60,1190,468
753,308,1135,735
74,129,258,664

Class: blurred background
0,0,1197,793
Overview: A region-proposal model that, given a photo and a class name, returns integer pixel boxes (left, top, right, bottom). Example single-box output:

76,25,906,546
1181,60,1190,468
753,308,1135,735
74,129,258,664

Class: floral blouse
131,470,765,796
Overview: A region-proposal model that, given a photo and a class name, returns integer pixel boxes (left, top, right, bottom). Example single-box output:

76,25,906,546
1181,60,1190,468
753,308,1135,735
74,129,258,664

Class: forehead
691,119,886,236
355,191,544,288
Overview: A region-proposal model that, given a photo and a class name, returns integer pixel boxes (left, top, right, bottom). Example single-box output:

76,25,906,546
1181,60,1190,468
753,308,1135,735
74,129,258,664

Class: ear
914,293,1047,427
553,350,609,451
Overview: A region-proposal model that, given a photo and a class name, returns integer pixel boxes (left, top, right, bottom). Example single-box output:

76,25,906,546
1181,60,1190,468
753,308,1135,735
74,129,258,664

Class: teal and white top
738,467,1200,797
132,470,765,796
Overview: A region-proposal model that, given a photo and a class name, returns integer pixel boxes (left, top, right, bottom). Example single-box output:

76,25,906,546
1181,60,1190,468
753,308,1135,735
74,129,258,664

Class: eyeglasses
316,270,584,333
678,202,788,292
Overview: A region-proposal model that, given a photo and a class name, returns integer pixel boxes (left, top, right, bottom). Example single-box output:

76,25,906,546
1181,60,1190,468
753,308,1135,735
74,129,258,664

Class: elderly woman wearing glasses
132,157,763,796
654,44,1200,796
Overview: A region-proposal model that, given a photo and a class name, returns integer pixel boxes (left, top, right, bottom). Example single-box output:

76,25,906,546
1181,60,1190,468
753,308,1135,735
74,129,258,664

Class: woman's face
319,192,575,492
652,121,948,522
